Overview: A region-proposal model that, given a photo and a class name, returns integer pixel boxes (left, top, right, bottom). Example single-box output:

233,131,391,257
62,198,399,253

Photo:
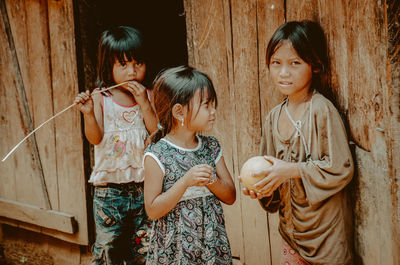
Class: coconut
240,156,272,192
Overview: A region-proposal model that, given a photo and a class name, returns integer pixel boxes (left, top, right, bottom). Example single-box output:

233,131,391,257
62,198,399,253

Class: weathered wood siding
184,0,399,264
0,0,398,264
0,0,88,245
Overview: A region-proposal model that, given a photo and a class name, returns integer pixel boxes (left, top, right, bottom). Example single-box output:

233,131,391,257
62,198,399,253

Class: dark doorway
74,0,188,244
75,0,188,90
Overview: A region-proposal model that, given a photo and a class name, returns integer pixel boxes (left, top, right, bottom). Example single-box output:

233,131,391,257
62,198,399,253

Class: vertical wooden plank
183,0,244,258
1,0,35,204
1,0,50,208
183,0,195,66
352,140,395,265
285,0,318,21
218,1,244,259
257,2,285,264
0,2,22,202
3,0,30,96
386,0,400,262
24,0,59,211
230,1,270,264
47,0,88,244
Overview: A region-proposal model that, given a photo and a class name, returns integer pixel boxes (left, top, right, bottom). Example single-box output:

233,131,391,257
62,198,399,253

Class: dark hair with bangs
96,26,148,90
266,20,330,95
150,65,217,143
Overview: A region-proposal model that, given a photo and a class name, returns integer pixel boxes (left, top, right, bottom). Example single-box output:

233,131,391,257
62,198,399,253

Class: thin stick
1,82,128,162
91,81,128,95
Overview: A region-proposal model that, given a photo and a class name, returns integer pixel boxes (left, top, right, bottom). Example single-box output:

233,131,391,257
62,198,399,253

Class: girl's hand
127,80,158,134
183,164,214,187
126,81,149,106
253,156,299,197
74,90,94,115
238,176,266,199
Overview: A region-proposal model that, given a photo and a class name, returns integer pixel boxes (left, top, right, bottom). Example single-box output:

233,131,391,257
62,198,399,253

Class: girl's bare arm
206,156,236,205
140,100,158,134
127,81,158,133
75,91,104,145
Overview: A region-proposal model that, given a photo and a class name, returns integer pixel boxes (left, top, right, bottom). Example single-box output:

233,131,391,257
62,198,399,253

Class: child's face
269,41,313,97
112,56,146,87
186,88,216,132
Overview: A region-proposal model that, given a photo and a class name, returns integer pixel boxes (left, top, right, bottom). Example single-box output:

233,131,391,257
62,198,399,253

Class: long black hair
151,65,218,143
266,20,330,96
96,26,148,90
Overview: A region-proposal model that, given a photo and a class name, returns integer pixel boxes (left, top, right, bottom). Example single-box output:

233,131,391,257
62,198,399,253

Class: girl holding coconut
240,21,354,265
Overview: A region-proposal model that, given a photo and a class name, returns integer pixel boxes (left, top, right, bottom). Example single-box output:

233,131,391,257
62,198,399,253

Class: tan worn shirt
259,92,354,265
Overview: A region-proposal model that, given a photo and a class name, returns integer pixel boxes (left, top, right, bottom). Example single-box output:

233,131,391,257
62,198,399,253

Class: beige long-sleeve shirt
259,92,354,265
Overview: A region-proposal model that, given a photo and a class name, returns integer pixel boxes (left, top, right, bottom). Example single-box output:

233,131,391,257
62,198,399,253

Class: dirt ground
0,225,242,265
0,225,93,265
0,240,53,265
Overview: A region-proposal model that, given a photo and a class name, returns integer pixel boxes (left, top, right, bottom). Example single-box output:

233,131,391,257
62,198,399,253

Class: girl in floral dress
143,66,236,265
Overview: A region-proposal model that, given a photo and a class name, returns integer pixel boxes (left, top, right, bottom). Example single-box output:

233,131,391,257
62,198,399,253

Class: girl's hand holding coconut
239,156,301,198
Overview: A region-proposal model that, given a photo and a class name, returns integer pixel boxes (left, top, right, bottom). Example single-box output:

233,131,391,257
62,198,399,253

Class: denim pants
92,182,150,265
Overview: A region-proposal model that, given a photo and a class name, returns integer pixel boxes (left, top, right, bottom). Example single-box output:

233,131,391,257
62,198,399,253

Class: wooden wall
184,0,399,264
0,0,398,264
0,0,88,245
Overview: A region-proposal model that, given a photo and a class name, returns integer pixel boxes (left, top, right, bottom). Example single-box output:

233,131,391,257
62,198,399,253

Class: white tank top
89,94,148,184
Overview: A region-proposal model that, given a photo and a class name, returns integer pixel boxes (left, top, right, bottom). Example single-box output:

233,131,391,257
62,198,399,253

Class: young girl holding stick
143,65,236,264
241,21,354,264
74,26,157,265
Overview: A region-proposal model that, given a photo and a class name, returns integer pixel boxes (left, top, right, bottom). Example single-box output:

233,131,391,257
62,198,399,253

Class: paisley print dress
144,135,232,265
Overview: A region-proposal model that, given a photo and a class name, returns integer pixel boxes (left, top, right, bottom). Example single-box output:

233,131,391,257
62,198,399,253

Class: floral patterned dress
89,93,149,184
144,135,232,265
